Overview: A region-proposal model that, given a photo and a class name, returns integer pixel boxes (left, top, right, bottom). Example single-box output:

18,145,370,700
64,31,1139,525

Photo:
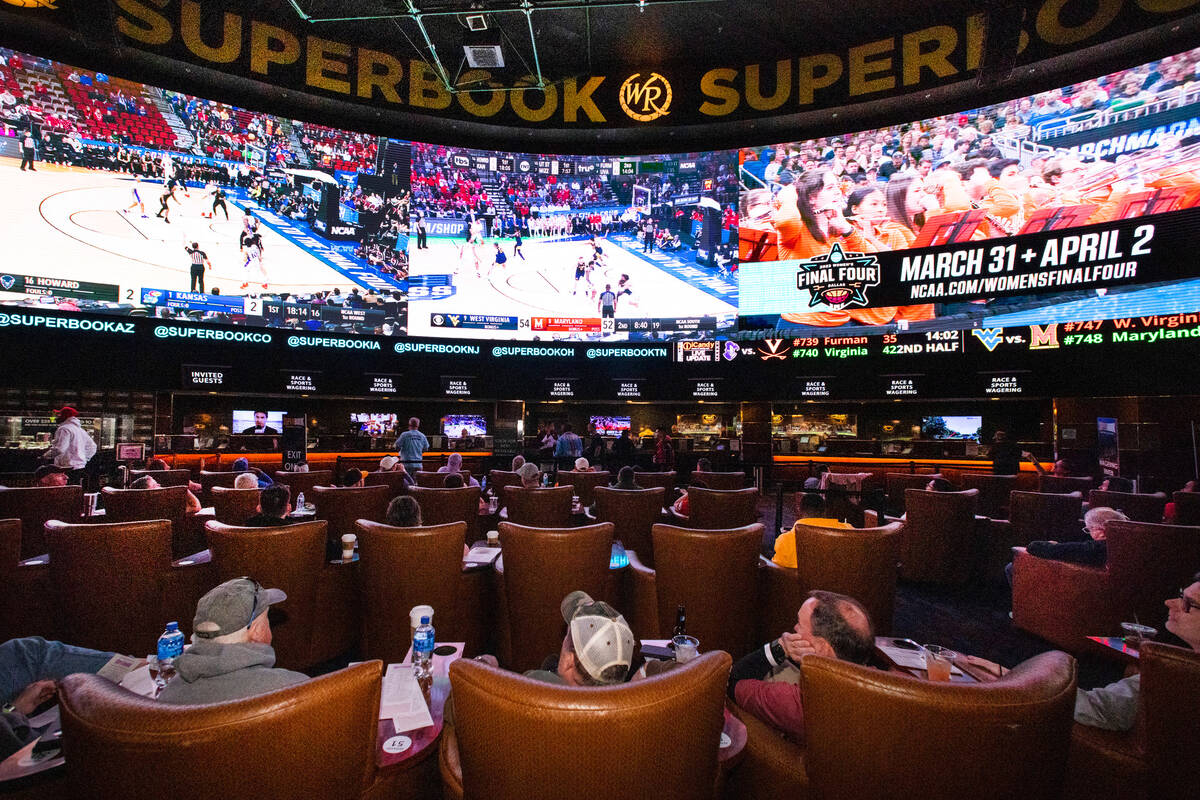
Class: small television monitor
232,410,286,434
352,413,398,437
921,416,982,441
442,414,487,437
590,415,632,437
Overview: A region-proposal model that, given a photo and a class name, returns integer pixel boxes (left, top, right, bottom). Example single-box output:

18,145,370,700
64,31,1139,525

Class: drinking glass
1119,622,1156,649
922,644,957,682
672,635,699,663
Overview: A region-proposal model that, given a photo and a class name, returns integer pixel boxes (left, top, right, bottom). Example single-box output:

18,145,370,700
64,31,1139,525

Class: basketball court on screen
406,235,737,338
0,160,359,301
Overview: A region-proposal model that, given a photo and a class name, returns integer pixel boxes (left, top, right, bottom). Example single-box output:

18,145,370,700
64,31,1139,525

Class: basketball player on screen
155,184,173,223
513,230,525,260
123,177,147,218
572,257,588,296
240,223,267,291
617,273,637,307
209,183,229,220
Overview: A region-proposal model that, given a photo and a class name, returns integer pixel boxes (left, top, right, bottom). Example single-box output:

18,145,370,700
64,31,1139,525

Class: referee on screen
185,241,212,293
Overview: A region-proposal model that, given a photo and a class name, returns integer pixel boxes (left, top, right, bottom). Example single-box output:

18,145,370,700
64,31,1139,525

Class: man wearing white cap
158,578,308,705
376,455,414,488
524,590,636,686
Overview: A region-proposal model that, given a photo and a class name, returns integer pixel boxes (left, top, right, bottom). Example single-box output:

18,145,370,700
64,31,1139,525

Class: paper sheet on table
118,665,159,698
878,644,963,675
464,545,501,567
380,664,433,732
27,706,59,730
96,654,147,684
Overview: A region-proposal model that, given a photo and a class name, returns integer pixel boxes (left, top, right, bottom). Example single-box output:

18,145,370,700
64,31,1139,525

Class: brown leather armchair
204,519,332,671
1173,490,1200,525
0,485,84,558
312,484,391,545
627,523,763,660
1038,475,1095,494
408,485,481,545
685,487,760,530
209,486,261,525
691,470,746,490
794,650,1076,800
494,521,613,671
355,520,470,663
760,521,904,639
487,469,523,491
1064,642,1200,800
1087,489,1167,523
633,470,676,492
593,486,665,567
415,470,472,487
1012,520,1200,652
197,469,240,502
501,485,573,527
986,490,1083,583
558,470,611,505
885,472,941,515
44,519,174,655
900,488,980,584
272,470,335,499
130,468,192,487
440,651,731,800
362,470,411,495
57,662,384,800
101,485,199,559
961,472,1017,519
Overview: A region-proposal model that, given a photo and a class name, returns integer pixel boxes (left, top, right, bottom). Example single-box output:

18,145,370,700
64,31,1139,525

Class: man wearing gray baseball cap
158,578,308,705
524,590,636,686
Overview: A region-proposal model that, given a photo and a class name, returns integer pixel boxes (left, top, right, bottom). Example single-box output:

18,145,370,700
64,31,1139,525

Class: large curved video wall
1,44,1198,352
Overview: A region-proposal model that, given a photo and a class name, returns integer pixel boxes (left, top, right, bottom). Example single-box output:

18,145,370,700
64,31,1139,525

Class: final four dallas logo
795,243,881,308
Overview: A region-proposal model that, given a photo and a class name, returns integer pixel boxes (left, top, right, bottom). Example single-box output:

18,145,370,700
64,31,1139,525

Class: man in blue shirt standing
554,423,583,471
395,416,430,472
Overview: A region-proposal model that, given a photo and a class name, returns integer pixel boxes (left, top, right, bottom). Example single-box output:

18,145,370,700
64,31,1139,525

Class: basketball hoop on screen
632,185,652,217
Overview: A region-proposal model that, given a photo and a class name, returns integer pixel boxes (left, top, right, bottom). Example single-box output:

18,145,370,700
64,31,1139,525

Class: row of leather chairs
48,631,1200,800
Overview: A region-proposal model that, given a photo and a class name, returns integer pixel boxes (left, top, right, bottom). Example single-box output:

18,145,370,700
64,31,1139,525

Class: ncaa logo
619,73,672,122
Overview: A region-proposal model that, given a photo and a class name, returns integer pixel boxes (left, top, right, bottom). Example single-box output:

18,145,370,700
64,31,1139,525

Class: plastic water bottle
413,616,434,680
295,491,305,511
155,621,184,689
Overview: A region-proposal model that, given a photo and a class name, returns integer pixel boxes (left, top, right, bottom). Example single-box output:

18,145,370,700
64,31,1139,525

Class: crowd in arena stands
296,121,377,173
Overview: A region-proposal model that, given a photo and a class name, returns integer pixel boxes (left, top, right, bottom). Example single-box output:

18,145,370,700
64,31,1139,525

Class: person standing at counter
990,430,1021,475
653,426,675,473
43,406,96,486
395,416,429,472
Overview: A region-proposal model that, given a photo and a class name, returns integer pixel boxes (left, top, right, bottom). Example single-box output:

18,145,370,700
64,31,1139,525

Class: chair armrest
172,549,211,567
438,720,465,800
625,550,658,639
18,553,50,566
725,701,809,796
311,559,360,663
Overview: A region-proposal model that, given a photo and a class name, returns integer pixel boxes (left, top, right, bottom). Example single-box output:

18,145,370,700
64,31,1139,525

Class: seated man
33,464,68,487
1,637,115,759
146,458,203,494
510,455,526,472
232,457,273,488
386,495,422,527
158,577,308,704
233,472,258,490
572,457,594,473
729,590,874,742
694,457,713,473
243,485,292,527
614,465,640,490
1005,506,1127,586
671,479,707,518
377,456,414,488
1075,572,1200,731
341,468,365,488
522,591,636,686
130,474,201,514
926,477,955,492
804,464,829,490
1098,475,1134,493
517,462,542,489
772,493,853,568
438,453,479,487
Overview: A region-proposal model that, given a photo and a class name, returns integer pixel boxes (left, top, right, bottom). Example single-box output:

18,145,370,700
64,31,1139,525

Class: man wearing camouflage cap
524,590,636,686
158,578,308,704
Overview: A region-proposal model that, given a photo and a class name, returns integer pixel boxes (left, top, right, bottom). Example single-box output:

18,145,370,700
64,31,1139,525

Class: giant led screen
0,47,410,336
407,143,739,341
737,47,1200,336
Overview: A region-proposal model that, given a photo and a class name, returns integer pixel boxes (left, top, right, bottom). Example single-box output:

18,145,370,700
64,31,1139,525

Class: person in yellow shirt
772,492,853,569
